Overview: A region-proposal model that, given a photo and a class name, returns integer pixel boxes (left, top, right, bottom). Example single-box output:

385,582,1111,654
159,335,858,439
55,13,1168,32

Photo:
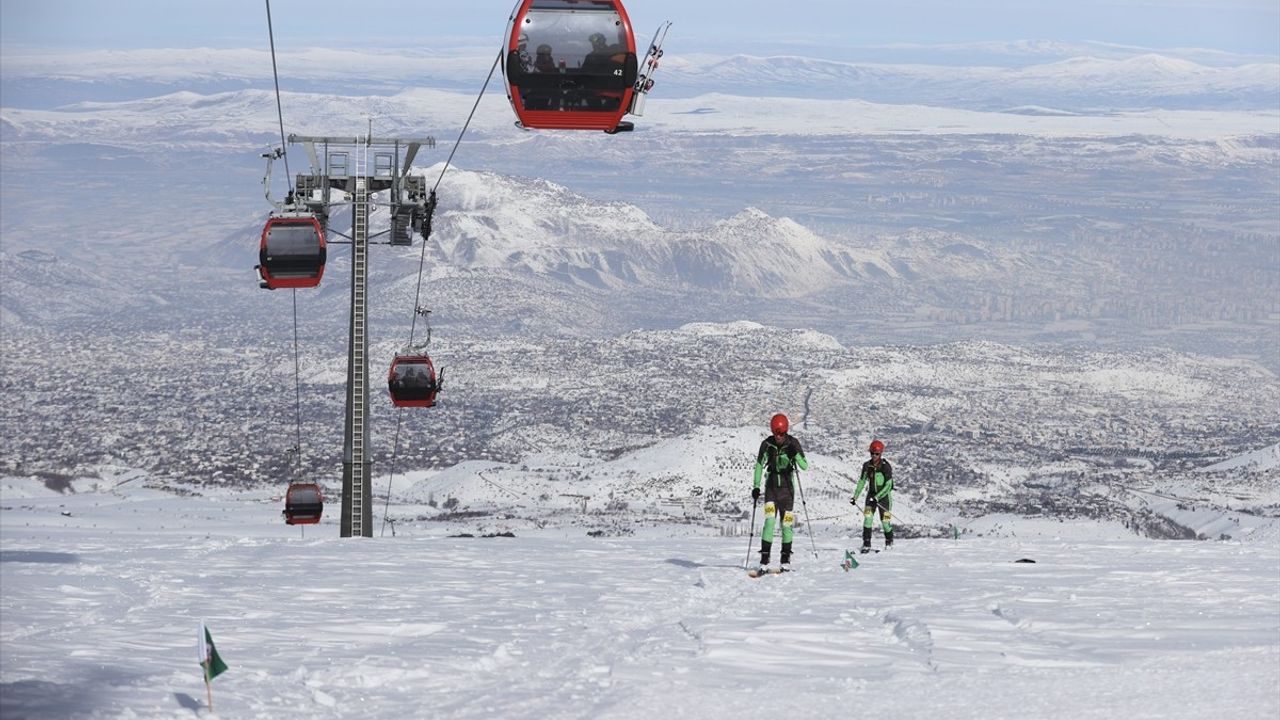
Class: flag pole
199,620,213,712
198,620,229,712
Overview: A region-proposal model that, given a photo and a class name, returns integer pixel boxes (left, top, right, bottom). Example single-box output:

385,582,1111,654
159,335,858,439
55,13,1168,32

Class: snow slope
1205,442,1280,474
1,482,1277,719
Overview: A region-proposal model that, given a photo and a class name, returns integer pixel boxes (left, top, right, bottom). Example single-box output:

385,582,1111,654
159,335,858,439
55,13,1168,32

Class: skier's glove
751,487,760,502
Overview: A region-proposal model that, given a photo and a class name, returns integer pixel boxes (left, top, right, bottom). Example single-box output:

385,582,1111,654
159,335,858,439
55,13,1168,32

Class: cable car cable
291,289,305,476
407,235,434,346
264,0,293,192
379,54,502,532
379,311,432,537
267,0,304,470
263,0,320,530
379,415,405,537
403,49,503,359
430,51,503,196
379,48,502,535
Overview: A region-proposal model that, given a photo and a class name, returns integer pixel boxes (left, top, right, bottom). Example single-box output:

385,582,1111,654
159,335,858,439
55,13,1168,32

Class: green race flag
198,622,229,681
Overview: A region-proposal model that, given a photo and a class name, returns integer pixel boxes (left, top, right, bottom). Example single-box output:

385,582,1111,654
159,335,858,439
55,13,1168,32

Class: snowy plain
2,479,1277,720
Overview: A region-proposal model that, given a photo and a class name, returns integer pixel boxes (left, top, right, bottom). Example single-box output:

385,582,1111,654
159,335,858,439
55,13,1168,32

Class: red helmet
770,413,789,435
869,440,885,455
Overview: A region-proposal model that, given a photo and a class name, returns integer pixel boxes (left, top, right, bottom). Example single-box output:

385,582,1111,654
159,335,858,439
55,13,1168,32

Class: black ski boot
780,543,792,570
861,526,873,553
884,529,894,549
759,540,772,568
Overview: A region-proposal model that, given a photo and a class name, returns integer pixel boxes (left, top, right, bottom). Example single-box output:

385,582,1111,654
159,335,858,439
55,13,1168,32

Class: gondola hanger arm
261,147,288,210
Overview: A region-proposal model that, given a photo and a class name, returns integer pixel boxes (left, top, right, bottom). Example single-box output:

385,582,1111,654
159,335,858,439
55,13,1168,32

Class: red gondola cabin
283,483,324,525
388,355,440,408
258,214,326,290
504,0,638,132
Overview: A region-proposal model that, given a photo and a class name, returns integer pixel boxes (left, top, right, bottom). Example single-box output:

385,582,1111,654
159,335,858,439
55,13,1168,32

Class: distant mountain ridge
660,53,1280,110
4,82,1278,160
3,47,1276,111
418,168,893,296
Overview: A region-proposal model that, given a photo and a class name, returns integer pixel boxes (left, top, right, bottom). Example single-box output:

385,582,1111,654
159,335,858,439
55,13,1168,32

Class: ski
747,567,791,578
628,20,672,117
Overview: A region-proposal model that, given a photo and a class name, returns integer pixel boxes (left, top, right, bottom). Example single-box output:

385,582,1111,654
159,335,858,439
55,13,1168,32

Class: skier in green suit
752,413,809,571
853,439,893,552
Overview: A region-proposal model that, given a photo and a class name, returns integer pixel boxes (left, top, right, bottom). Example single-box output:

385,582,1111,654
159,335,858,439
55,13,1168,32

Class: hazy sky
3,0,1278,55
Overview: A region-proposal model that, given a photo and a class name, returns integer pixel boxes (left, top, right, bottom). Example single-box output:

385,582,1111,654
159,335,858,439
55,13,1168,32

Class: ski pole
744,497,759,569
795,468,820,560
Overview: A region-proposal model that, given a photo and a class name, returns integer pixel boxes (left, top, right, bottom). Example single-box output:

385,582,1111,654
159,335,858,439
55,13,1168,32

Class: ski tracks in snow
4,506,1279,720
882,611,939,672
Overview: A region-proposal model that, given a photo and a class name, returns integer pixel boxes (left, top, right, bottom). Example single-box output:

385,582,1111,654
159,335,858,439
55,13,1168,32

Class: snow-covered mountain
662,53,1280,109
4,85,1278,152
4,46,1277,111
420,169,873,295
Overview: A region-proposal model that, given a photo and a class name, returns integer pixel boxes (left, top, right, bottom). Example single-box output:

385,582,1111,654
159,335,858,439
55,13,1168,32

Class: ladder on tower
349,139,370,537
